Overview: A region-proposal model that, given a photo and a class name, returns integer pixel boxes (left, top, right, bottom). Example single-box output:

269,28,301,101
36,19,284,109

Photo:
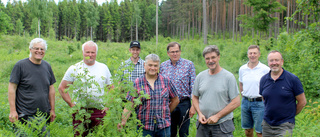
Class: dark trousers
171,98,191,137
15,112,50,137
72,108,106,137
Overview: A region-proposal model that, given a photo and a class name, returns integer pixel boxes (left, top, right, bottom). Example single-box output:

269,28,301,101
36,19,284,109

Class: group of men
8,38,306,137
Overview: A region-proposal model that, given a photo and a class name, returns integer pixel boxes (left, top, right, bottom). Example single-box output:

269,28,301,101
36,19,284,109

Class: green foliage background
0,29,319,136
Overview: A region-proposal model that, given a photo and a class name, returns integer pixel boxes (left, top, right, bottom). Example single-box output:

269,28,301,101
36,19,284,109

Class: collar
245,61,262,69
267,68,286,80
169,58,182,65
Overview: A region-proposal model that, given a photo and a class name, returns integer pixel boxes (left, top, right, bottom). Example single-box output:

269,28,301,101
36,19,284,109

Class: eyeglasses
168,50,180,54
32,47,45,51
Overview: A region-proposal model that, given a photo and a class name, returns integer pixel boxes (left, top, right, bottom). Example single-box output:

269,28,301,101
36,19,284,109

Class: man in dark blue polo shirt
259,50,306,136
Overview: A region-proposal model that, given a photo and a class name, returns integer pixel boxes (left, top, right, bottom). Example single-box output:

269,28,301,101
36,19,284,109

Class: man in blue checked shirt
160,42,196,137
118,54,180,137
122,41,145,82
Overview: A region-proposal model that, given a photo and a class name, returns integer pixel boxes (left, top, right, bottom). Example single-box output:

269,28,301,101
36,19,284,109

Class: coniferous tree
0,11,13,34
238,0,285,36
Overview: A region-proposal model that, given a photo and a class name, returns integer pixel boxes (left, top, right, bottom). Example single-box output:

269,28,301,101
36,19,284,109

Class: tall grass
0,35,319,136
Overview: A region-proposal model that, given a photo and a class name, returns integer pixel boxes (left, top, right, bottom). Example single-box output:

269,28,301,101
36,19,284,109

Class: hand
9,111,18,123
189,106,196,118
70,103,76,108
101,107,109,113
50,110,56,122
117,121,126,130
198,113,207,124
207,115,220,124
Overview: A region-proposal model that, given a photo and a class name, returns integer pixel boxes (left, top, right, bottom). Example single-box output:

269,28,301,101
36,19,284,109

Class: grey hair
29,38,47,57
145,54,160,63
82,41,98,53
268,50,283,60
202,45,220,57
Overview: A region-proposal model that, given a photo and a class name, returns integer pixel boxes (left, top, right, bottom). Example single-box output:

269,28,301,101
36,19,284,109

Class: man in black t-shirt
8,38,56,130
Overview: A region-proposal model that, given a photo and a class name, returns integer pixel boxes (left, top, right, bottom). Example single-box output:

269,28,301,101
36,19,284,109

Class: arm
189,63,196,118
207,95,241,124
8,82,18,123
295,93,306,115
189,102,196,118
239,82,243,97
49,85,56,122
192,95,207,124
117,102,134,129
58,80,75,108
169,96,179,113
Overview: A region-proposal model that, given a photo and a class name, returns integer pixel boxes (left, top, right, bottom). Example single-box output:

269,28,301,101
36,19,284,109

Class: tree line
0,0,319,42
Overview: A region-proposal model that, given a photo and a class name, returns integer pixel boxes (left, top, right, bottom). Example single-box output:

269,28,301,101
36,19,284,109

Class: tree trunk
136,18,138,41
222,0,226,40
232,0,235,41
91,26,93,40
203,0,207,44
215,0,218,38
198,0,202,36
192,0,195,39
287,0,290,33
38,19,41,38
156,0,158,47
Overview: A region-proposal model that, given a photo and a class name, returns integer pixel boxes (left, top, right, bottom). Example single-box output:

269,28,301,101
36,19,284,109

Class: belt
180,97,190,102
243,96,263,102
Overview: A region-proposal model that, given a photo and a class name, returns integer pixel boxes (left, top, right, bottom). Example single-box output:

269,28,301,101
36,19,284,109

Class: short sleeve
62,65,76,82
9,62,21,84
228,74,239,100
293,76,304,96
168,79,178,98
192,76,200,97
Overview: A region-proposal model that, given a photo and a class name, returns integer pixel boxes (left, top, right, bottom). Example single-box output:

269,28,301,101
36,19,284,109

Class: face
204,52,220,71
83,45,97,66
167,45,181,63
268,52,283,73
30,43,46,61
144,60,159,76
129,47,141,59
247,48,260,64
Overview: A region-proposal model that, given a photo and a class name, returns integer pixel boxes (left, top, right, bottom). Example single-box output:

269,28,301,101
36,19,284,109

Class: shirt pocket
161,88,169,98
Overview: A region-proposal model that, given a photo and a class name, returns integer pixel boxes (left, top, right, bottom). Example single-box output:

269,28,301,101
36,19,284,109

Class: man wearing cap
121,41,145,83
160,42,196,137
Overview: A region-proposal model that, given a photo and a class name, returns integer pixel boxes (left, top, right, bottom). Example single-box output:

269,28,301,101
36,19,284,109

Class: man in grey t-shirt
193,45,240,137
8,38,56,136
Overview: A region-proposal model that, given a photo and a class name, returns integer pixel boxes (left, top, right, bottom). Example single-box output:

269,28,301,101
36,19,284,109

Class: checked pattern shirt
122,57,145,82
160,58,196,99
126,74,178,131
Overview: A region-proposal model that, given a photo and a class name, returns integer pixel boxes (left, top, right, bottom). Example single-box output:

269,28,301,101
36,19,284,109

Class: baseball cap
130,41,140,48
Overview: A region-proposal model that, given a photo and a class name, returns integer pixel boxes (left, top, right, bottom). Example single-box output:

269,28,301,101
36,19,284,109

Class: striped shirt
122,57,145,82
126,74,178,131
160,58,196,99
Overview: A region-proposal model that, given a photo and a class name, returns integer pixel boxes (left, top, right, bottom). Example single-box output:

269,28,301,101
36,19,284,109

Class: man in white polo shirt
239,45,269,137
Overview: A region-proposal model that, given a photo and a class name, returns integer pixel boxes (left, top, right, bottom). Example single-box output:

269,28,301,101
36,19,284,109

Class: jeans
142,126,171,137
171,98,191,137
241,97,264,133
